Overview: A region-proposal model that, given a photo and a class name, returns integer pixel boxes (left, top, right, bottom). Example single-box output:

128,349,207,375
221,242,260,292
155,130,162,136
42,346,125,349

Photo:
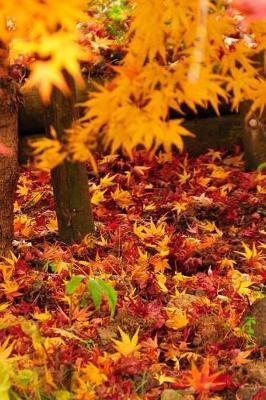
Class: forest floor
1,148,266,400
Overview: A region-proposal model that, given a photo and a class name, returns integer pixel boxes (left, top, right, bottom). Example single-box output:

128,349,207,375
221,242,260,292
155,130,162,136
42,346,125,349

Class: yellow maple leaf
219,258,236,270
230,270,254,297
81,363,107,386
235,242,260,260
154,373,176,385
0,337,14,362
134,219,166,241
156,273,168,293
14,215,33,238
0,303,10,313
91,189,107,206
16,184,29,197
112,327,140,356
46,216,58,232
197,220,223,237
0,281,21,297
111,187,133,209
172,201,188,215
210,167,231,180
29,127,67,170
32,309,52,322
99,173,117,188
165,308,189,330
26,61,70,103
257,185,266,194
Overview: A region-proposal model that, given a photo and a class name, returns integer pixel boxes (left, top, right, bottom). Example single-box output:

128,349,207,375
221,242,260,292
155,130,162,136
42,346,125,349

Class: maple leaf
230,270,254,297
178,169,191,185
156,273,168,293
0,303,11,313
91,189,107,205
235,242,262,261
0,337,14,362
81,363,107,385
46,216,58,232
186,358,223,397
111,187,133,209
219,258,236,270
154,373,176,385
134,219,166,241
206,149,222,162
29,127,67,169
99,173,117,188
257,185,266,194
210,167,231,180
0,280,22,299
233,349,253,366
25,62,70,103
197,220,223,237
223,154,244,168
112,327,140,356
32,309,52,322
14,215,33,237
172,201,188,215
165,307,189,331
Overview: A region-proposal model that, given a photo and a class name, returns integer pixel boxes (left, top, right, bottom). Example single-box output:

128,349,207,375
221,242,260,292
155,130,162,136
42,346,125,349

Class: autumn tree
0,1,96,254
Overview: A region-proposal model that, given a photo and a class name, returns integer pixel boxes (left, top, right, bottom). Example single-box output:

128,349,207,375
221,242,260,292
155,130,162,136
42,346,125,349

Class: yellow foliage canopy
1,1,266,165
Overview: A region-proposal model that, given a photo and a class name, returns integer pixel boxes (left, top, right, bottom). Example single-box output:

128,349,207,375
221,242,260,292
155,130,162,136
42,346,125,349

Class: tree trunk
242,52,266,170
242,107,266,170
44,72,95,243
0,78,18,256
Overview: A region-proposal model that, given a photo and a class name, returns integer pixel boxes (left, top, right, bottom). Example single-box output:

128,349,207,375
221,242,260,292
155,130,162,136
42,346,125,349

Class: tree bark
242,52,266,170
0,78,18,256
242,107,266,170
44,72,95,243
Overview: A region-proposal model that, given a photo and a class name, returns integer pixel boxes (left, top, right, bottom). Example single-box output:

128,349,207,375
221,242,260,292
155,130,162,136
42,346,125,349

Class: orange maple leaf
186,358,222,398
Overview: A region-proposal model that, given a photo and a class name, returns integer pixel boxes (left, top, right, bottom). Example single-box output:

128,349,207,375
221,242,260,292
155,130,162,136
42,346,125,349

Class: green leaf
65,275,84,295
258,162,266,171
87,278,102,311
98,279,117,318
87,278,117,318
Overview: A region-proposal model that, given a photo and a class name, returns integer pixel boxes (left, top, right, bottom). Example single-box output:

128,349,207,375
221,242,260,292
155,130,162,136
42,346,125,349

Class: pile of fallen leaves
1,148,266,400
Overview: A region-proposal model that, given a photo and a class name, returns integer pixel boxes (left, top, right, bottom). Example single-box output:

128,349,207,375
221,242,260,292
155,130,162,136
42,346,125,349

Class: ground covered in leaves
1,148,266,400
